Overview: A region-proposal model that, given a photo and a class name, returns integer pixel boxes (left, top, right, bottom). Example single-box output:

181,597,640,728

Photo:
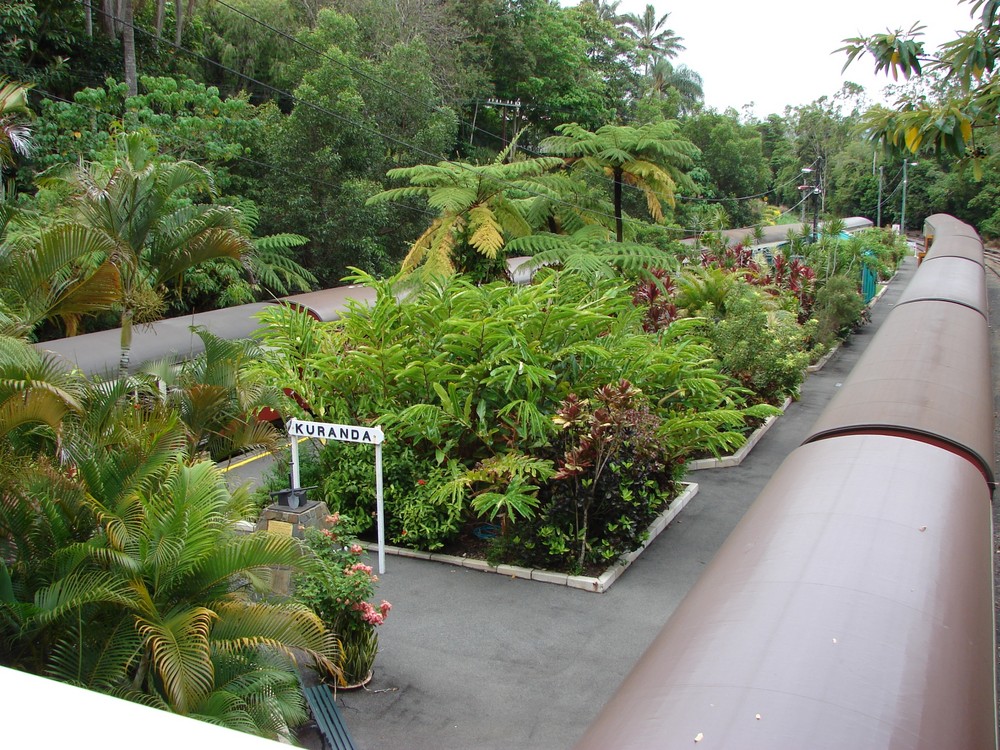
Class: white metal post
375,440,385,574
289,418,301,489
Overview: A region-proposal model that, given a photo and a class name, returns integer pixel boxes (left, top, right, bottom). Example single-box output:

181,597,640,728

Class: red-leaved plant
552,380,666,568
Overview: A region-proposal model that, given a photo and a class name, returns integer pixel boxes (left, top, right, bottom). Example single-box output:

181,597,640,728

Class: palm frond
137,606,217,713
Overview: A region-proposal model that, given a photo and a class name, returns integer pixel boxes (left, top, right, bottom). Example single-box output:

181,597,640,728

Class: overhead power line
202,0,802,210
74,5,817,242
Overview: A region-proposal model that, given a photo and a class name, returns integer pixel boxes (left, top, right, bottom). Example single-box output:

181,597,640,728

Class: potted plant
295,513,392,688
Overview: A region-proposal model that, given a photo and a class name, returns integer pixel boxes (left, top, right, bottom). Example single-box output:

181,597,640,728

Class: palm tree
366,151,564,279
18,454,335,738
541,121,699,242
0,202,122,337
622,4,685,74
0,375,336,737
0,334,82,441
582,0,624,23
0,78,33,199
51,132,253,374
647,57,704,115
141,327,289,461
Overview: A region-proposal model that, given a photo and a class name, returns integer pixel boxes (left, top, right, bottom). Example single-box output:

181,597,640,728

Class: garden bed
362,482,699,593
806,276,892,374
686,397,791,471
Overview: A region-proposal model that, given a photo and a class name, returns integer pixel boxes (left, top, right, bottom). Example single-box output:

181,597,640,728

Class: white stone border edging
806,344,840,373
686,397,792,471
362,482,699,594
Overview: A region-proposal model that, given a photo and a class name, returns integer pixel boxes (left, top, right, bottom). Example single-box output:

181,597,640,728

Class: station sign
286,418,387,574
288,419,384,444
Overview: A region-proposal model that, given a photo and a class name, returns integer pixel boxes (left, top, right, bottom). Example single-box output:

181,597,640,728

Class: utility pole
876,165,884,227
812,181,820,242
799,167,813,226
485,98,523,158
900,159,917,239
815,157,824,232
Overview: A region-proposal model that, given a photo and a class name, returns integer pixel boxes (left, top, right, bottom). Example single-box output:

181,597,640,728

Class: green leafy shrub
709,287,813,403
814,274,865,345
851,228,907,279
260,440,461,550
253,270,770,570
500,381,676,572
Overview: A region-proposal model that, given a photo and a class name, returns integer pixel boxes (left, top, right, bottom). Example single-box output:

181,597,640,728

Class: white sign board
287,418,387,574
289,419,384,444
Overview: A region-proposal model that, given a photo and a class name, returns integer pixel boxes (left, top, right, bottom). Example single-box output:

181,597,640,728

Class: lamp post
900,159,917,240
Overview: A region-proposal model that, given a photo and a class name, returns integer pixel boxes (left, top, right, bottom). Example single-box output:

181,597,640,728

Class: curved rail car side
573,214,996,750
33,285,373,378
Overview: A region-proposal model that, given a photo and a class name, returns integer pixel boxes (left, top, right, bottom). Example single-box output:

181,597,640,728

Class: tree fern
367,156,565,278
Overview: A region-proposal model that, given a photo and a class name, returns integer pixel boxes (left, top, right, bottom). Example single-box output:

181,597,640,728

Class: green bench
302,683,358,750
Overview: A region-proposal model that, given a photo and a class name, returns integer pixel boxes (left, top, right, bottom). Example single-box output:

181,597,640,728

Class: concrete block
395,547,432,560
566,575,601,593
462,557,497,572
428,553,465,567
531,569,569,586
496,564,533,580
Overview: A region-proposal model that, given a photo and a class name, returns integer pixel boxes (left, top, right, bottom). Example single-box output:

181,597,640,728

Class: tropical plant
675,265,737,317
814,274,866,345
707,286,815,403
839,2,997,171
505,224,681,280
366,152,564,279
0,369,337,737
44,131,253,373
0,333,82,441
0,77,32,193
549,379,665,567
252,269,770,571
541,121,699,241
581,0,624,24
622,4,685,74
141,326,290,461
645,57,704,115
0,202,121,337
176,219,315,311
294,515,391,687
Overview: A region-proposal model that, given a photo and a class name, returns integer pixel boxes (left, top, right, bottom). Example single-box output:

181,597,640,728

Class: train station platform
269,252,984,750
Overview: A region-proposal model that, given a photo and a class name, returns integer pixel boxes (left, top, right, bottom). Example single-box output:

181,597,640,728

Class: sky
576,0,979,117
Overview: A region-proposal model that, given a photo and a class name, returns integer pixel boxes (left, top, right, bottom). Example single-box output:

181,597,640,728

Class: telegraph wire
207,0,806,210
87,4,662,232
70,7,832,243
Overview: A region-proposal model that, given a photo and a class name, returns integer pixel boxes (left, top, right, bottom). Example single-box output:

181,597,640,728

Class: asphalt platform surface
226,253,1000,750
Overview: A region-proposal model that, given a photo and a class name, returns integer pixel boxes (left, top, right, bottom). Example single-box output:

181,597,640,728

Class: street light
900,159,918,242
799,167,813,223
797,167,821,242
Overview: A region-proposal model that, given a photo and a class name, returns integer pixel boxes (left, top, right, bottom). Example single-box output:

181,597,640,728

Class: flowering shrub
293,514,391,685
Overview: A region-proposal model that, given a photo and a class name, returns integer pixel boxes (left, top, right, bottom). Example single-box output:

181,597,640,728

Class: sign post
287,418,387,574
